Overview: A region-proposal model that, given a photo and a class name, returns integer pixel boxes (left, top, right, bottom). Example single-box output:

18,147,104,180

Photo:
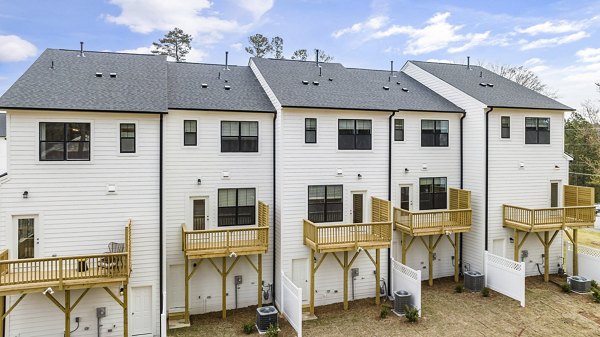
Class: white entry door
292,258,309,302
14,216,39,259
131,286,153,336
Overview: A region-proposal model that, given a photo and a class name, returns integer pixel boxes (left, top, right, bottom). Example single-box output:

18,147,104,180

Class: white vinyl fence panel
281,272,302,337
567,243,600,282
483,251,525,307
390,258,422,315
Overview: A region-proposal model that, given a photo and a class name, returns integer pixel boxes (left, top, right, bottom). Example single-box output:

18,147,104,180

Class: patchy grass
169,276,600,337
578,229,600,249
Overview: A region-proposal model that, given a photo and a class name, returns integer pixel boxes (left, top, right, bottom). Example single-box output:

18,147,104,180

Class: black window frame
217,188,256,227
308,185,343,223
305,118,317,144
394,119,404,141
119,123,136,153
183,120,197,146
419,177,447,210
525,117,550,144
501,116,510,139
221,121,259,152
338,119,372,150
421,120,449,147
39,122,91,161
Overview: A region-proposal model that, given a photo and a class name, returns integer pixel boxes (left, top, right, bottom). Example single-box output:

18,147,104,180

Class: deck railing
503,204,596,230
393,208,472,235
182,225,269,252
0,249,8,275
303,220,392,250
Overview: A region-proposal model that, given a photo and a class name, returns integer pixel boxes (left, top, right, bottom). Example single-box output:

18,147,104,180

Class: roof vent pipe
225,51,230,70
316,49,320,68
390,60,394,77
467,56,470,70
319,66,322,77
79,42,85,57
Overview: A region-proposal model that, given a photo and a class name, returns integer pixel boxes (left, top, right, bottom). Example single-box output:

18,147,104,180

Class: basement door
292,258,309,302
131,286,153,336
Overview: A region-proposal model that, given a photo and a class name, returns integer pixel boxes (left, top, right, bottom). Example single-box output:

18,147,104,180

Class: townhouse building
0,113,6,174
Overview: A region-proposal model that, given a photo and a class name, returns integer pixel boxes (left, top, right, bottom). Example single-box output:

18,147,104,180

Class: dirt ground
169,276,600,337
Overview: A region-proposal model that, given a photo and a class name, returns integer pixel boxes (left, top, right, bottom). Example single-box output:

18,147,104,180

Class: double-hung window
525,117,550,144
39,122,91,161
421,120,448,147
221,121,259,152
183,120,197,146
338,119,372,150
305,118,317,143
501,116,510,139
308,185,343,223
419,177,447,210
120,123,136,153
218,188,256,226
394,119,404,141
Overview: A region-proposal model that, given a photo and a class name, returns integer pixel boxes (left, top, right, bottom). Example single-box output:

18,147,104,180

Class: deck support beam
513,229,530,262
563,229,579,275
535,230,559,282
420,235,443,286
446,233,460,283
400,232,416,265
309,249,315,316
184,255,190,324
103,286,128,337
375,249,381,305
0,296,4,337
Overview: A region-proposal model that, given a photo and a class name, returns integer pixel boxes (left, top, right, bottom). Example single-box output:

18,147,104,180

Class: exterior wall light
22,191,29,199
357,173,362,179
404,168,409,173
337,169,343,176
197,178,202,185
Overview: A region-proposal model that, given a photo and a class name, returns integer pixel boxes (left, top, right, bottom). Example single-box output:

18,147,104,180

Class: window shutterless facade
120,123,136,153
183,120,197,146
501,116,510,139
308,185,343,223
394,119,404,141
221,121,259,152
305,118,317,143
421,120,449,147
419,177,447,210
39,122,91,161
525,117,550,144
218,188,256,226
338,119,372,150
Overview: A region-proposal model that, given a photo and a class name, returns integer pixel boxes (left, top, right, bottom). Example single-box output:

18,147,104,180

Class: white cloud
118,44,207,62
519,31,588,50
524,57,544,66
576,48,600,63
0,35,37,62
332,16,389,38
516,20,586,36
104,0,272,44
535,61,600,109
118,46,153,54
426,58,455,63
370,12,490,55
230,42,244,51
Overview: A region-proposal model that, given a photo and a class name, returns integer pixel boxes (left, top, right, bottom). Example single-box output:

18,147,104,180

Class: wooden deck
303,220,392,253
393,208,472,236
502,205,595,232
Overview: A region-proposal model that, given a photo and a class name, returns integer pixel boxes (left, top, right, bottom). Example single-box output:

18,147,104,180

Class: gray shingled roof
0,113,5,137
168,62,275,112
409,61,573,111
0,49,168,113
251,57,463,113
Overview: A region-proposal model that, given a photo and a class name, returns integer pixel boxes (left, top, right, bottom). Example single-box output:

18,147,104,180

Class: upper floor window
338,119,372,150
305,118,317,143
525,117,550,144
501,116,510,139
419,177,447,210
218,188,256,226
183,120,197,146
221,121,258,152
39,122,90,161
120,123,136,153
421,120,448,147
308,185,343,223
394,119,404,141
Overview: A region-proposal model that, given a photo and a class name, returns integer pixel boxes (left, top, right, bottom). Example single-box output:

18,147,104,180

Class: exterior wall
163,110,274,315
402,62,488,273
488,109,569,276
0,137,6,174
0,110,161,337
278,107,390,306
391,111,462,279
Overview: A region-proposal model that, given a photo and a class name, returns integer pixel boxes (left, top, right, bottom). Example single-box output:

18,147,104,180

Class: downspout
159,113,164,334
459,111,466,275
485,107,494,252
272,110,277,304
387,110,396,297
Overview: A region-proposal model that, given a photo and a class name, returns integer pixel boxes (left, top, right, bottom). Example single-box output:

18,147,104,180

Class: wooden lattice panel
258,201,269,228
564,185,595,207
371,197,391,222
449,188,471,210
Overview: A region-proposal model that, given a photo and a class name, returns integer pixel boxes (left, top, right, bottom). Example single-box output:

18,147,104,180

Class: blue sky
1,0,600,109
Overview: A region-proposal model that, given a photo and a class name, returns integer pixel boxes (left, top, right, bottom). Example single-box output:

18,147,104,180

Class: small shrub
265,324,278,337
242,322,254,334
561,283,572,293
404,306,419,323
592,288,600,303
379,304,391,319
481,287,490,297
591,280,598,290
454,284,464,293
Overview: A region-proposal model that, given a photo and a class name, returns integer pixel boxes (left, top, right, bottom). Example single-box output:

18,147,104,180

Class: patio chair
98,242,125,271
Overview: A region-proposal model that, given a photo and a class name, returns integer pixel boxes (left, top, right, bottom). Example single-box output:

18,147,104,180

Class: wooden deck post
222,257,227,320
375,249,381,305
309,249,315,316
64,290,71,337
544,232,550,282
453,233,459,282
1,296,4,337
123,285,128,337
514,229,519,261
184,255,190,324
401,232,406,264
343,251,349,310
573,229,579,276
257,254,263,307
428,236,434,286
